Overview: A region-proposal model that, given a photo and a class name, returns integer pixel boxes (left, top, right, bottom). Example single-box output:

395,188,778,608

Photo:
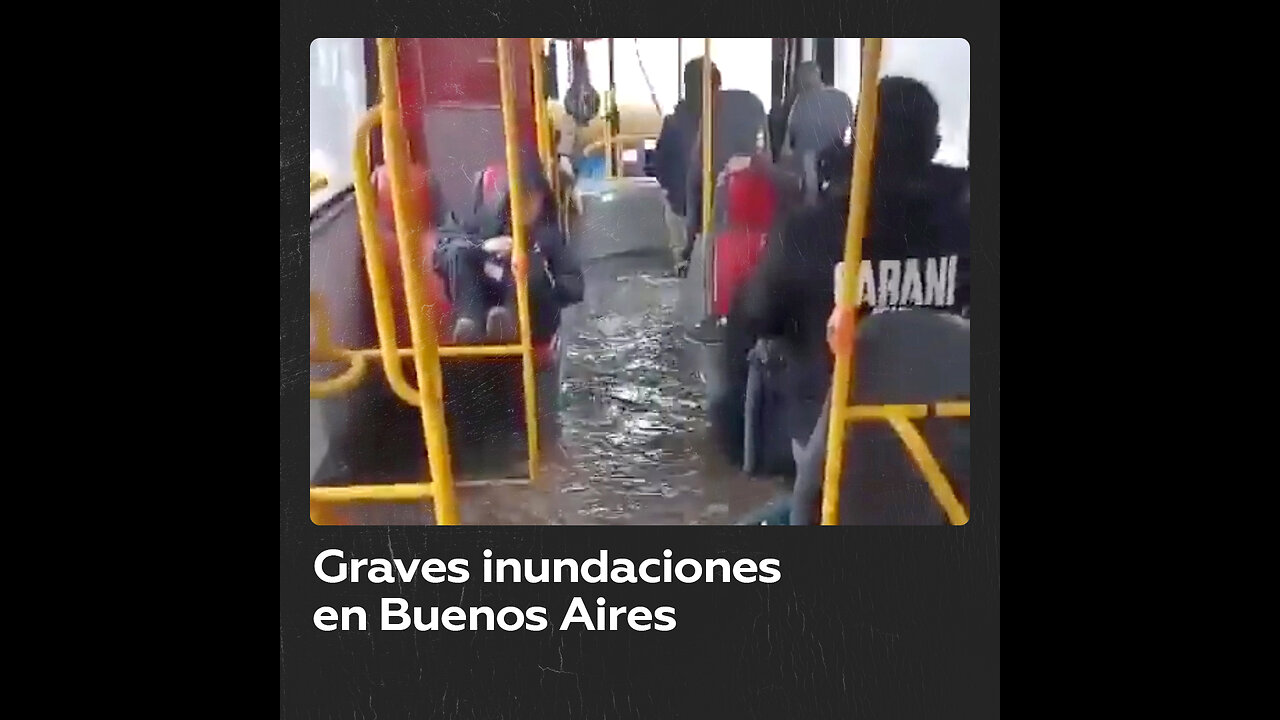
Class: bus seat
788,310,970,525
373,162,452,228
419,104,511,226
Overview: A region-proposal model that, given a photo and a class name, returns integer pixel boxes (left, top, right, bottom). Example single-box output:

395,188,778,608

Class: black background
273,2,1009,717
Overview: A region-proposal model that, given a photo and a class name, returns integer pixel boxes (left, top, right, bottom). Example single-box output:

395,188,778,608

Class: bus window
678,38,772,111
309,38,368,212
882,39,970,168
833,38,862,105
566,39,774,115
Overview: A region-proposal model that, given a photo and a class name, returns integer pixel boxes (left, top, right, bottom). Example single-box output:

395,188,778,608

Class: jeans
436,241,560,343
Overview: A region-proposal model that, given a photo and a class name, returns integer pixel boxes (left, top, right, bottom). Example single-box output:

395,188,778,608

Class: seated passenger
711,76,970,470
432,153,584,344
781,63,854,208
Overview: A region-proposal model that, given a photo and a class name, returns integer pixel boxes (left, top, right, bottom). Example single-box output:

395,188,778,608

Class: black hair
818,76,942,192
682,56,722,119
468,150,556,237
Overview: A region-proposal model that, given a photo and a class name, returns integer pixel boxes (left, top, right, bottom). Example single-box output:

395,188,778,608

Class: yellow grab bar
314,39,558,520
605,38,616,178
312,482,434,503
309,353,369,398
310,171,329,194
496,37,542,482
309,292,371,397
351,344,525,360
531,38,553,175
820,39,969,526
700,38,713,249
309,292,344,362
820,38,882,526
884,414,968,524
351,106,425,407
376,38,460,525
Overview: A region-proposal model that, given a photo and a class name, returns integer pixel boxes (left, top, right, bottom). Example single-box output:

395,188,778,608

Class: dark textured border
282,5,999,718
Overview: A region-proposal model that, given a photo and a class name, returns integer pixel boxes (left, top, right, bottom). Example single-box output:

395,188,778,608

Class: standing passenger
655,57,720,262
712,76,969,471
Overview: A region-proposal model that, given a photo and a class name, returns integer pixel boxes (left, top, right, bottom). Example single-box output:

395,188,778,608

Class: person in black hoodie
711,76,970,471
655,57,720,258
433,152,584,344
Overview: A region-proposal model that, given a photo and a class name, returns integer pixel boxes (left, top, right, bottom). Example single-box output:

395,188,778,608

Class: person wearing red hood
432,152,585,344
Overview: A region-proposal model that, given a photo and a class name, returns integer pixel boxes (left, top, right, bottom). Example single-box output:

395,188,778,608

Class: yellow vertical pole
700,39,714,312
605,38,616,179
700,38,713,248
496,38,542,482
375,38,461,525
530,38,552,175
820,38,883,526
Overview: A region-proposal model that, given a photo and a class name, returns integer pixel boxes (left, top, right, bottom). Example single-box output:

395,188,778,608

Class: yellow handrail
375,37,460,525
349,107,424,406
309,292,370,398
496,37,542,482
605,38,616,178
312,482,434,503
531,38,552,175
819,38,970,526
700,38,713,248
309,292,344,362
312,38,548,523
820,38,883,526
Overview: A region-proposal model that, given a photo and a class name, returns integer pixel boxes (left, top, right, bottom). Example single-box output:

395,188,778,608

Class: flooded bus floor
534,251,790,524
310,176,791,525
313,248,789,525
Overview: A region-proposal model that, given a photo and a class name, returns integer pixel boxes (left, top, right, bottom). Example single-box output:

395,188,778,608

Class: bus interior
307,37,971,525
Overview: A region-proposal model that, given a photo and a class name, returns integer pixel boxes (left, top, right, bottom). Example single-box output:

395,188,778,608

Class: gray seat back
791,310,970,525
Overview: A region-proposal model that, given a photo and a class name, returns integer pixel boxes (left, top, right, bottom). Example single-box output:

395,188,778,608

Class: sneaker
452,317,482,343
486,306,517,342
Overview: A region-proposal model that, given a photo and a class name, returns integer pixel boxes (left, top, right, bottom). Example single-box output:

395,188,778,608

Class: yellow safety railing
310,171,328,194
308,38,461,524
309,292,370,397
605,38,616,178
700,38,713,247
820,38,971,526
700,38,715,313
531,39,574,239
495,37,543,482
309,38,550,523
531,38,553,179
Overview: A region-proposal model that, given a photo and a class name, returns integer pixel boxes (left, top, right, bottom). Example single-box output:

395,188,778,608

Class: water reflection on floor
311,252,788,526
536,256,787,525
